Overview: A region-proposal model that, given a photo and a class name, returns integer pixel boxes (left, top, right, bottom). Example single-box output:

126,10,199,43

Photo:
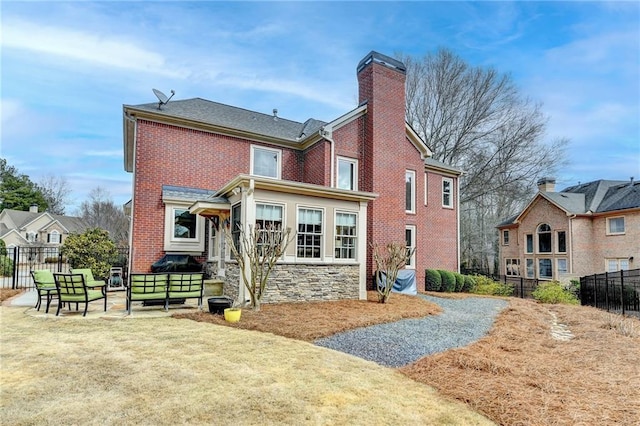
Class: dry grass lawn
0,290,489,426
2,288,639,425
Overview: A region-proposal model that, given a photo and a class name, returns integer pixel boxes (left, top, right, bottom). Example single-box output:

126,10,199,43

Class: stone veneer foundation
222,263,360,304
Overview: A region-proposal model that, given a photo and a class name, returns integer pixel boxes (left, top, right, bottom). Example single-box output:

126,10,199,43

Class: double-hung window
297,208,323,259
335,212,357,260
48,230,60,244
256,203,284,255
607,217,625,235
406,170,416,213
337,157,357,190
503,230,510,245
506,258,520,276
442,177,453,208
251,145,281,179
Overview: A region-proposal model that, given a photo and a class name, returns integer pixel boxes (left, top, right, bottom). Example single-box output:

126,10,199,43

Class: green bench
126,272,204,314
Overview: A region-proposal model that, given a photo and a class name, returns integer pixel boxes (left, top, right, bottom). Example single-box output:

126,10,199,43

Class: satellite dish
152,88,175,110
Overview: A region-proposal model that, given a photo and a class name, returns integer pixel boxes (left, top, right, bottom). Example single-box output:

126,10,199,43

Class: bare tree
77,187,129,245
224,223,294,311
38,174,72,215
401,49,567,272
372,242,414,303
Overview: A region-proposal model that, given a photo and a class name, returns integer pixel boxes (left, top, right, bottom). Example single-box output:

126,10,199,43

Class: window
526,234,533,254
505,258,520,276
405,225,416,268
405,170,416,213
256,203,284,254
557,258,568,275
48,230,60,244
442,177,453,208
173,209,196,239
607,258,630,272
538,258,552,279
251,145,281,179
337,157,357,190
502,230,510,246
335,212,357,259
297,208,323,258
230,204,242,258
607,217,625,235
526,259,534,278
537,224,552,253
557,231,566,253
26,231,37,243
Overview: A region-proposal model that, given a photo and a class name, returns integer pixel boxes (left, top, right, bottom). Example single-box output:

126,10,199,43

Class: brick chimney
537,177,556,192
357,51,407,278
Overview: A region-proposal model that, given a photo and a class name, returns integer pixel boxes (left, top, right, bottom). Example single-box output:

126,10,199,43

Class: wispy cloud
2,19,187,78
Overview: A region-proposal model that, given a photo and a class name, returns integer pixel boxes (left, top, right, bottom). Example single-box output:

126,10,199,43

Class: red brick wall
303,140,330,186
131,121,300,272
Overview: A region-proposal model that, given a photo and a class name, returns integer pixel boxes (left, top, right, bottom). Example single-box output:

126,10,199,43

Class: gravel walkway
314,295,508,368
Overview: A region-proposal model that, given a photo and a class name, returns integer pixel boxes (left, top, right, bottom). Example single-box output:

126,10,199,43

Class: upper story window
297,208,323,259
48,230,60,244
537,223,552,253
556,231,566,253
335,212,357,260
406,170,416,213
606,217,625,235
251,145,281,179
502,230,510,245
26,231,37,243
337,157,357,191
525,234,533,254
442,177,453,208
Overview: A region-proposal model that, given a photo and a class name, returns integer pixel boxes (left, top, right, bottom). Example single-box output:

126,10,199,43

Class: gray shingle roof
161,185,217,202
1,209,90,234
126,98,327,143
560,180,633,213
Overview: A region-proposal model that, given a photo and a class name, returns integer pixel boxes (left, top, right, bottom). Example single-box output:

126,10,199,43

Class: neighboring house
497,178,640,282
123,51,462,303
0,204,90,261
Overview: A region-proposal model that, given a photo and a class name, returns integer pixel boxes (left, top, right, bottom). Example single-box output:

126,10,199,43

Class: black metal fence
1,246,129,290
580,269,640,316
497,275,541,299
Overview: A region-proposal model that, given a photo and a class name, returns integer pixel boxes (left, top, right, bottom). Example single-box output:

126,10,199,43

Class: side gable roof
0,209,89,234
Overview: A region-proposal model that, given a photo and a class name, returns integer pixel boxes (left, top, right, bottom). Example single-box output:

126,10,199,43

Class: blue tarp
375,269,417,295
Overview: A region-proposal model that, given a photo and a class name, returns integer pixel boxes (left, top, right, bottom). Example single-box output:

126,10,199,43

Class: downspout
320,126,335,188
456,175,461,273
568,214,576,274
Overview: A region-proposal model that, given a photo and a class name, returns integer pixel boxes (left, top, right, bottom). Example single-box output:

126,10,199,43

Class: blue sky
1,1,639,213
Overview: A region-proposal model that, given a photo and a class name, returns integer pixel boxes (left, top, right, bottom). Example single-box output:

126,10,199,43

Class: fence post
520,277,524,299
620,269,625,316
593,274,598,309
11,247,19,289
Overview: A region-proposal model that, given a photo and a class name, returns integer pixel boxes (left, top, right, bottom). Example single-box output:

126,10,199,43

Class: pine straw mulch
400,297,640,426
0,288,22,303
175,290,441,341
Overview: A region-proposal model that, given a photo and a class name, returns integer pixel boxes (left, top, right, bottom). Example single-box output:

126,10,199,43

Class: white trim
163,203,206,252
295,205,325,262
334,210,358,262
250,145,282,179
423,172,428,206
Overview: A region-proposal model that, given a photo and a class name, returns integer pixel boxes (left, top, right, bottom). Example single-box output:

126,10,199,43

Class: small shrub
453,272,465,292
463,275,476,292
425,269,442,291
566,279,580,298
0,255,13,277
471,275,514,296
532,281,579,305
439,270,456,292
61,228,119,280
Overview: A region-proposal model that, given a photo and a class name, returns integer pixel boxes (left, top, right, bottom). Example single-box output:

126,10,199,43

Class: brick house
122,51,461,303
497,178,640,282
